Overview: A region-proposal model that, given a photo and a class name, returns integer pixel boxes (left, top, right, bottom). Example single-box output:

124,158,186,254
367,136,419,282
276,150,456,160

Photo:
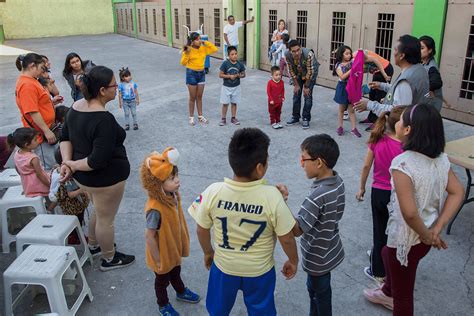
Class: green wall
412,0,447,62
3,0,114,39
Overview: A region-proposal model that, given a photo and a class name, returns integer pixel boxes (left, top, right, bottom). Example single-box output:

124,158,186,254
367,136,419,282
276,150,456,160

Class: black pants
370,187,391,277
367,64,394,122
154,265,186,307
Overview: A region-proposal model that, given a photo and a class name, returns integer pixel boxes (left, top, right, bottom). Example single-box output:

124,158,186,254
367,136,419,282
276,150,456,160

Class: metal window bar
186,8,191,30
199,8,205,33
153,9,157,36
460,16,474,99
116,9,120,30
214,8,221,47
125,9,129,31
330,12,346,71
268,10,277,49
297,10,308,48
145,9,149,34
174,8,180,39
162,9,166,37
375,13,394,62
130,8,133,32
119,9,123,31
138,9,142,33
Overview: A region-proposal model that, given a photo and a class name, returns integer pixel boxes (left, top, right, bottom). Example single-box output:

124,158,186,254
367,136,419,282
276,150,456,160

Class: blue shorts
186,68,206,85
206,263,276,316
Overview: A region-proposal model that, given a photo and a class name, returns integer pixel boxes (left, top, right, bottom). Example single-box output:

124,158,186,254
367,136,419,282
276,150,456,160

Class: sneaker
364,266,385,285
365,123,375,132
133,124,138,130
286,117,299,125
272,123,279,129
188,117,195,126
277,123,284,129
176,288,201,304
337,127,344,136
100,251,135,271
159,303,180,316
198,116,209,124
363,287,393,310
343,111,349,120
359,118,372,125
124,124,130,131
89,243,117,258
302,119,310,129
351,128,362,138
219,118,226,126
367,249,371,258
230,117,240,125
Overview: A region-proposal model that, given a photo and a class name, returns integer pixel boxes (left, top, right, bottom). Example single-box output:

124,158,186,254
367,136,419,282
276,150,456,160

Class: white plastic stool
0,185,46,253
3,245,93,316
0,168,21,189
16,214,93,267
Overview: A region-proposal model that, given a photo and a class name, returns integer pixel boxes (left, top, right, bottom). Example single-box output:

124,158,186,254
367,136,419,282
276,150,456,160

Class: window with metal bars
330,12,346,71
268,10,277,48
375,13,395,62
153,9,157,35
116,9,120,30
162,9,167,37
130,9,134,31
174,8,180,39
199,8,205,33
460,16,474,99
296,10,308,48
186,8,191,30
138,9,142,33
145,9,149,34
119,9,123,30
214,8,221,47
125,9,129,31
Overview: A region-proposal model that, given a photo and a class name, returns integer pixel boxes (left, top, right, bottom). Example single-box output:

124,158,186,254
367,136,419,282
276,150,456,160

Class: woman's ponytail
80,73,91,100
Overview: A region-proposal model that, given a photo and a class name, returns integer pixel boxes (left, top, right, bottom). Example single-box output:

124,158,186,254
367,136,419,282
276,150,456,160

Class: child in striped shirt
292,134,345,316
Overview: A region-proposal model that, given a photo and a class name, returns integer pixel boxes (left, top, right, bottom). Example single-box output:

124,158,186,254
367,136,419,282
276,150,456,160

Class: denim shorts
186,68,206,85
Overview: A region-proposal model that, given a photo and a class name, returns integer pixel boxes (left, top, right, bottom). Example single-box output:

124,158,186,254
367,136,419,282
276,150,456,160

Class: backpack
56,182,90,216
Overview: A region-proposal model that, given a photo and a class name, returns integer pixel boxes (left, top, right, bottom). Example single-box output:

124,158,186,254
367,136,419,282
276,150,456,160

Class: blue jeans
185,68,206,85
292,77,316,121
307,272,332,316
122,99,137,125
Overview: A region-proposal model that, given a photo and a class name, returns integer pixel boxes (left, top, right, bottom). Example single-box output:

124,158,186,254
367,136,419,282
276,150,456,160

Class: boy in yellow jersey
188,128,299,316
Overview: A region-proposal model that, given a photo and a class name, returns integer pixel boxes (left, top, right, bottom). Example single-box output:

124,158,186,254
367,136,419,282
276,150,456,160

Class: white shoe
272,123,279,129
189,117,195,126
343,111,349,120
277,123,284,129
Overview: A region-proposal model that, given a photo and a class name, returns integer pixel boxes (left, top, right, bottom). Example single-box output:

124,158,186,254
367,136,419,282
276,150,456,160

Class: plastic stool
16,214,92,267
0,185,46,253
0,168,21,189
3,245,93,316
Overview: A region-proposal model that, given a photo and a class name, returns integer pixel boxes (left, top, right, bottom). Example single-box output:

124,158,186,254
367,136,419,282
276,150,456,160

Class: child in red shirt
267,66,285,129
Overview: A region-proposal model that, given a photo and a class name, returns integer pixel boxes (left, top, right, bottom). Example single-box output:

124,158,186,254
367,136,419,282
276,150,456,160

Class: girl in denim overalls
118,67,140,131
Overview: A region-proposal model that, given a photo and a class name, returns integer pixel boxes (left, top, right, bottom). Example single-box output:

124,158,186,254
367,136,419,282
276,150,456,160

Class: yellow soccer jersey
188,178,296,277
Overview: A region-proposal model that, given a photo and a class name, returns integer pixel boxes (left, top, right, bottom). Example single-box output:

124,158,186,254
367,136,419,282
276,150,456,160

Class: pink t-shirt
14,150,50,197
369,135,403,190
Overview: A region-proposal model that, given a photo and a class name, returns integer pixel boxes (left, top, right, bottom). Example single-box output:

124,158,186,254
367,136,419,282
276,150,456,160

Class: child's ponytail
368,112,389,144
368,106,406,145
6,128,38,150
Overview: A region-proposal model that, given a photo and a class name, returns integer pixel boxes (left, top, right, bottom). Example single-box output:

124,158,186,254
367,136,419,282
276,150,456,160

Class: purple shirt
369,135,403,190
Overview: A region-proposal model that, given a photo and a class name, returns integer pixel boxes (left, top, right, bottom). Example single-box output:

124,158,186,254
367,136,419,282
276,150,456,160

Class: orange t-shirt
15,75,55,144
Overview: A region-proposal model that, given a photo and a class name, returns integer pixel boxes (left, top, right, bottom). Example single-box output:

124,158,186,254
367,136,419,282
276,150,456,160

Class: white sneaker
277,123,284,129
272,123,279,129
343,111,349,120
367,249,371,258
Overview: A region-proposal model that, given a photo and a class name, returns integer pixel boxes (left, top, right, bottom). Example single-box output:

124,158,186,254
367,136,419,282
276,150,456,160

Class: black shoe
89,243,117,258
286,117,300,126
302,119,310,129
100,251,135,272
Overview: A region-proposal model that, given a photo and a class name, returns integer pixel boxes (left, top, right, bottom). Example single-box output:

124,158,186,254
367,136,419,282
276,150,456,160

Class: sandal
189,117,195,126
198,116,209,124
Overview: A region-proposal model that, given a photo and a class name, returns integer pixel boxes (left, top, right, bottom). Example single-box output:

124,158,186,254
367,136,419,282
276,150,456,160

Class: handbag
22,114,60,145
